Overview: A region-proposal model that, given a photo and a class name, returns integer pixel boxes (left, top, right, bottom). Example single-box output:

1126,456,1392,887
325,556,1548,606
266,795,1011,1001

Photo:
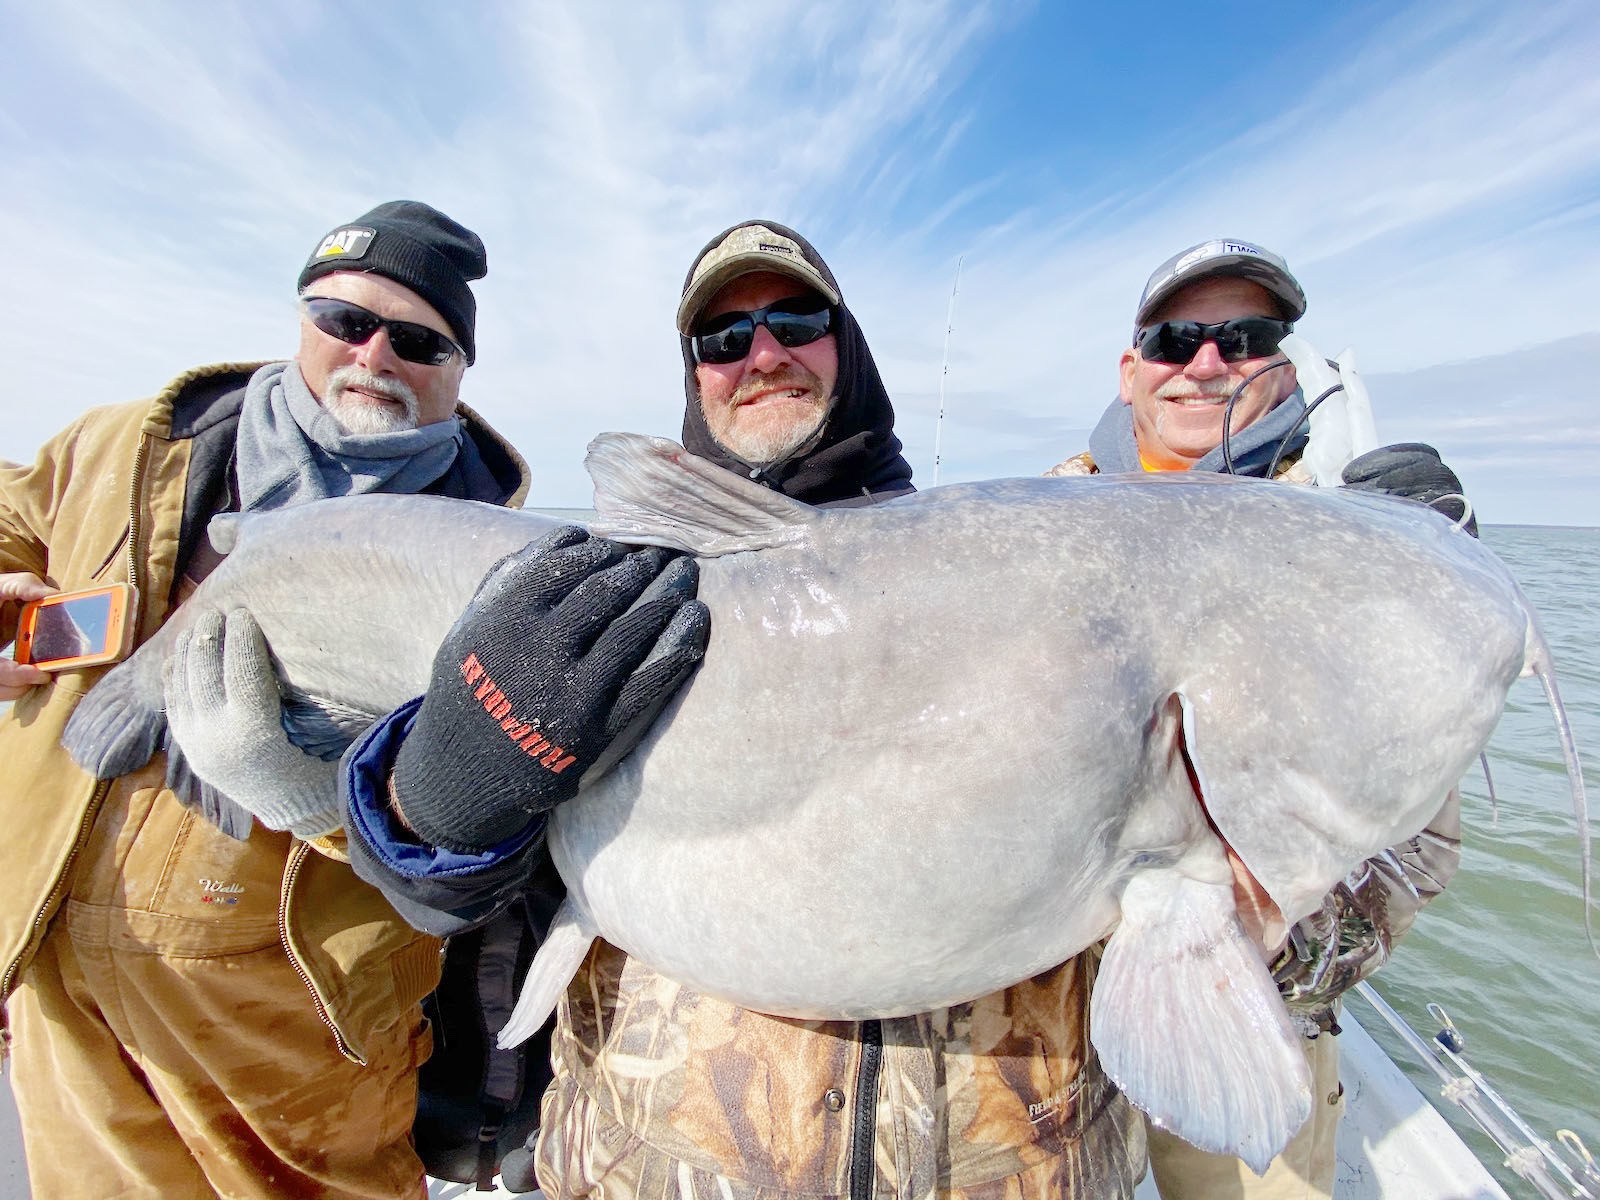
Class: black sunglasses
691,297,833,364
301,296,462,366
1135,316,1292,365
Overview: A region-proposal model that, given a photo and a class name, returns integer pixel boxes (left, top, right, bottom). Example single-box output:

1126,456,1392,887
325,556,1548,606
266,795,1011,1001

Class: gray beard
704,366,829,464
323,366,420,435
721,409,826,464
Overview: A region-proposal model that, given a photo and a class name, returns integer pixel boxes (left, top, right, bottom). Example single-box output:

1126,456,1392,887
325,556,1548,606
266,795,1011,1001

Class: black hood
679,220,913,506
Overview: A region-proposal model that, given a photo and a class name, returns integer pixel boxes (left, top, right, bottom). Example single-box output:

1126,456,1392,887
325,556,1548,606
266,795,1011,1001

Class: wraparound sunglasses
1135,316,1292,365
301,296,462,366
691,297,833,364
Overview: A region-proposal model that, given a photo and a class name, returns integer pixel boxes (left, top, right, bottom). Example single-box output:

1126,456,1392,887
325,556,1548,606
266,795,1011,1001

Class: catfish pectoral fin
1090,867,1311,1175
61,653,166,779
281,691,388,762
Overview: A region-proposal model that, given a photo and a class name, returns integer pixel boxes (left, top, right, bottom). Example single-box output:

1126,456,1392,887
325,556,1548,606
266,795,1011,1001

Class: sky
2,0,1597,524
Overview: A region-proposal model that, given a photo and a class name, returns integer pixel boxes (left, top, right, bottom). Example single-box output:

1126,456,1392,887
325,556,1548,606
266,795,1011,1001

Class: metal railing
1351,982,1598,1199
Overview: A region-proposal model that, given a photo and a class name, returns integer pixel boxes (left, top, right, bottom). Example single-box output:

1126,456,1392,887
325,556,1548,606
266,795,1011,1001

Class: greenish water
1357,524,1600,1192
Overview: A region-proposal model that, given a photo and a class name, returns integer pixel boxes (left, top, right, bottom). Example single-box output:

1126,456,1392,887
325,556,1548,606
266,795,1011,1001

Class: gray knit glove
163,608,342,840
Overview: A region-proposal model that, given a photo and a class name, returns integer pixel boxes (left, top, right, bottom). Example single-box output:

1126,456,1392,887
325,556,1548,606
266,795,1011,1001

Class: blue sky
2,0,1597,523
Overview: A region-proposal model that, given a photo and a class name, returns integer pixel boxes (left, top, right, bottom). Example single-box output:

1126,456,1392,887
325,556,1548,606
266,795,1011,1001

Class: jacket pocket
282,842,444,1065
93,784,289,956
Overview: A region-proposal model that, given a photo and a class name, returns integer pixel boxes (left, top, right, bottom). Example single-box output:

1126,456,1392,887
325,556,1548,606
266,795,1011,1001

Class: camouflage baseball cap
677,222,842,334
1133,238,1307,341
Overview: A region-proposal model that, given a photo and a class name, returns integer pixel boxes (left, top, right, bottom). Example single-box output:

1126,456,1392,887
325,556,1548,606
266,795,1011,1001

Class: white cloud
1,0,1004,493
841,0,1600,507
1351,333,1599,526
1,0,1596,523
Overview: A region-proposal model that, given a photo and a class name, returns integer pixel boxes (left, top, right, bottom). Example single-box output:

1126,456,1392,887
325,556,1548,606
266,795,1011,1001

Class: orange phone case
13,583,137,670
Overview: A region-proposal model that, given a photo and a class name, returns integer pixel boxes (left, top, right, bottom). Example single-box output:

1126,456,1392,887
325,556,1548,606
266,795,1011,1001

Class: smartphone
13,583,137,671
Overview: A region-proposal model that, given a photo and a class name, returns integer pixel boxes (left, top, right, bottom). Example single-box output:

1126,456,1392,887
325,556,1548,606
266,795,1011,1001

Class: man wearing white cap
1049,238,1468,1199
1051,237,1476,517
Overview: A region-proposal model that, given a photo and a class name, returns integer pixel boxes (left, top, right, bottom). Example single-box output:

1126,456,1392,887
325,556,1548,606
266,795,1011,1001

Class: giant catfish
61,432,1590,1172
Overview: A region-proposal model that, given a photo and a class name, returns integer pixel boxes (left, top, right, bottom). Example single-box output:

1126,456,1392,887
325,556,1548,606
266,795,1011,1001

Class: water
1355,525,1600,1193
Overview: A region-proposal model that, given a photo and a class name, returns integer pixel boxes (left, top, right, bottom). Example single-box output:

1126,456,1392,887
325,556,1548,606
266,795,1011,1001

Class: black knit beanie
297,200,487,363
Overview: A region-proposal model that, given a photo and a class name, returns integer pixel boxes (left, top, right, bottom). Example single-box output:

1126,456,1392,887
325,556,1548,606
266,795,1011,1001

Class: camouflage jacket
534,943,1145,1199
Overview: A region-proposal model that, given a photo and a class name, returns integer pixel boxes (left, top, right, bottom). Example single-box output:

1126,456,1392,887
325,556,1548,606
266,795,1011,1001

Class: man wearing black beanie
290,199,484,440
0,200,707,1199
299,199,486,365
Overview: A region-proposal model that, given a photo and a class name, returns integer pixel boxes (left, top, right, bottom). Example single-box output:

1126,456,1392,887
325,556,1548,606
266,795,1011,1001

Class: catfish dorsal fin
584,433,818,557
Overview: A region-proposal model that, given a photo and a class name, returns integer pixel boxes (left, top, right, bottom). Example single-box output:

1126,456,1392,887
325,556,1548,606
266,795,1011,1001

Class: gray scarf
1086,388,1309,476
234,361,464,512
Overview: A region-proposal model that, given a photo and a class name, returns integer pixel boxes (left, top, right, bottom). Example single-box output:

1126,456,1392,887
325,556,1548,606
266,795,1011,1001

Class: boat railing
1351,982,1599,1199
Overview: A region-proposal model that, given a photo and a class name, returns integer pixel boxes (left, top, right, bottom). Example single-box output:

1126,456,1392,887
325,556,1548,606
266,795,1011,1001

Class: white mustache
326,367,417,407
323,367,420,435
1154,379,1238,403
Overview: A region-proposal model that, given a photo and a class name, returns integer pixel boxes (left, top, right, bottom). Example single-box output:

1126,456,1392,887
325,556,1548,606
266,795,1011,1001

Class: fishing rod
930,256,962,487
1350,982,1599,1199
1217,333,1378,482
1425,997,1600,1197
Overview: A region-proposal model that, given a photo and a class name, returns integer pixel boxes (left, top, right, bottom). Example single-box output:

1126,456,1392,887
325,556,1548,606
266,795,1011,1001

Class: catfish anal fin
164,739,255,841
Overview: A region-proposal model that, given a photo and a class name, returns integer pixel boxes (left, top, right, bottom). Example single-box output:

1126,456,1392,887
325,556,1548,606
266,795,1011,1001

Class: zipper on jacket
1,428,156,1018
0,777,114,1023
848,1019,883,1200
278,841,360,1064
124,431,150,624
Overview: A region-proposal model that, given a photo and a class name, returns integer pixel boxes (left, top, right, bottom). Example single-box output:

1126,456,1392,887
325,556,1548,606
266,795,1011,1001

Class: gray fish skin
526,432,1557,1172
63,497,564,780
59,433,1571,1171
556,451,1529,1019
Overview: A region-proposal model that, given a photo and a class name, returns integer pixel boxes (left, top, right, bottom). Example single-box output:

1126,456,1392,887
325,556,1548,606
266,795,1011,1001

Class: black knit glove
1341,443,1478,536
391,526,710,852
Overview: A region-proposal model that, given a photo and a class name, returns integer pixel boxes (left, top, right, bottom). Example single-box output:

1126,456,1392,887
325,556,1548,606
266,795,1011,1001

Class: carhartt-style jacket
0,362,529,1061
